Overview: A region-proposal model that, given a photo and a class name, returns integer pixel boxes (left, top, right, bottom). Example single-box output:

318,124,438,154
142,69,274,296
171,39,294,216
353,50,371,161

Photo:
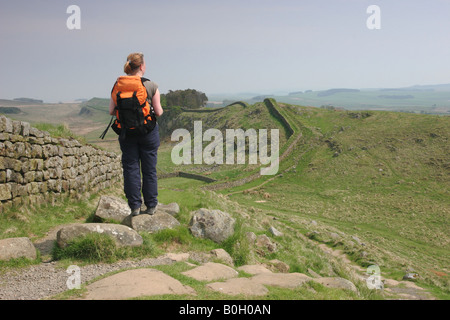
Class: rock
245,231,257,244
352,235,365,246
266,259,290,273
157,202,180,216
56,223,143,248
403,273,420,281
237,264,273,275
313,277,358,292
268,226,283,237
189,208,235,243
251,272,311,289
329,232,340,240
0,184,12,201
207,278,269,296
188,251,213,264
162,252,190,262
255,234,277,253
94,195,131,223
210,248,234,266
181,262,238,281
0,237,37,261
131,212,180,233
307,268,321,278
84,268,196,300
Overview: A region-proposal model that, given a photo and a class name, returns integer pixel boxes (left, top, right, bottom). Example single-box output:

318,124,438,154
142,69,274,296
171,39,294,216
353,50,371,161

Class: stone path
81,261,316,300
83,268,196,300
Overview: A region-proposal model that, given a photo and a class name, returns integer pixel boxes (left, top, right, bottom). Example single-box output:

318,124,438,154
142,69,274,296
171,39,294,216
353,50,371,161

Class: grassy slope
219,104,449,296
1,98,448,299
156,101,289,182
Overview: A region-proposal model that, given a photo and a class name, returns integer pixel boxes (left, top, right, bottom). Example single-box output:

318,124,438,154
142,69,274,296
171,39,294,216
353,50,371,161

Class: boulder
268,226,283,237
255,234,277,253
189,208,235,243
181,262,238,282
94,195,131,223
245,231,257,244
56,223,143,248
157,202,180,216
130,212,180,233
266,259,290,273
403,272,420,281
0,237,37,261
210,248,233,266
237,264,273,275
313,277,358,292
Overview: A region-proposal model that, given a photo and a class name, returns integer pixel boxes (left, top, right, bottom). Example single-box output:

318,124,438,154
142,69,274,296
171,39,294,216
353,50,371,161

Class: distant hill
317,88,360,97
13,97,43,104
272,84,450,114
0,98,42,106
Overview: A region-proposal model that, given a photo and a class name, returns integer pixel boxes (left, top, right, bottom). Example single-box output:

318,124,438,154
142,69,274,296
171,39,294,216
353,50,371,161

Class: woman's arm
109,98,116,115
152,89,164,117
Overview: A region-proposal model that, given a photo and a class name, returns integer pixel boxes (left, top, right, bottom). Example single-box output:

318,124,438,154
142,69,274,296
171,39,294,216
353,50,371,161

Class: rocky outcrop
205,262,312,296
189,208,235,243
181,262,239,281
83,268,196,300
56,223,143,248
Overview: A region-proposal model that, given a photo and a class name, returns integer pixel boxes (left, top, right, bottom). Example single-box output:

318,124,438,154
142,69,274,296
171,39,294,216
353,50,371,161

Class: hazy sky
1,0,449,102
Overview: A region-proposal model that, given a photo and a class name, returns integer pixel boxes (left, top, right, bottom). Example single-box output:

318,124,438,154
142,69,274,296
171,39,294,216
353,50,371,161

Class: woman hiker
109,52,164,216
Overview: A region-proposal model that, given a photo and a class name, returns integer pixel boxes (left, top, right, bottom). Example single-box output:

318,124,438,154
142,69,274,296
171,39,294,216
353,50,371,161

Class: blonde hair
124,52,144,75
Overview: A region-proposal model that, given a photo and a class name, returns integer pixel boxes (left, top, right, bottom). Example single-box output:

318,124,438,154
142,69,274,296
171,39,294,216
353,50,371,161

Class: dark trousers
119,124,160,210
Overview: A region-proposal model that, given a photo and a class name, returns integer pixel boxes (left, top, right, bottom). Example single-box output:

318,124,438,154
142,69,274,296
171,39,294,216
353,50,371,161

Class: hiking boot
142,206,156,215
131,208,141,217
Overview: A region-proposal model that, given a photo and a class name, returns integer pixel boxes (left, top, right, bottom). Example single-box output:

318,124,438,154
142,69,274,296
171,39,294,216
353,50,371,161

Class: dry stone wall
0,115,122,213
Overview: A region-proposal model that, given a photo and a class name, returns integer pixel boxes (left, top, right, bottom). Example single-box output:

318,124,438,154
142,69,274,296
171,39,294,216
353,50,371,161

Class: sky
0,0,449,102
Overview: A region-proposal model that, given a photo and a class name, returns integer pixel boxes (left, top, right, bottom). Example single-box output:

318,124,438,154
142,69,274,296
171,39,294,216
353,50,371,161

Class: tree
163,89,208,109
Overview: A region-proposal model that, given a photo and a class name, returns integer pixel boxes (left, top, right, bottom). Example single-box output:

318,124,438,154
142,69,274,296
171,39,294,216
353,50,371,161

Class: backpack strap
141,77,157,118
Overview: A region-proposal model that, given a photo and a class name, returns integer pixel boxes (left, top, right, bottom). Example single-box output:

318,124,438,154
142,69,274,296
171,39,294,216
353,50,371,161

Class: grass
1,98,448,300
32,123,84,141
0,195,96,240
51,232,158,264
224,105,449,297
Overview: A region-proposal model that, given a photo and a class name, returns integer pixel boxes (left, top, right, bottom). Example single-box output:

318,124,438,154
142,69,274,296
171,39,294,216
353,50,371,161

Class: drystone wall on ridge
0,115,122,213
